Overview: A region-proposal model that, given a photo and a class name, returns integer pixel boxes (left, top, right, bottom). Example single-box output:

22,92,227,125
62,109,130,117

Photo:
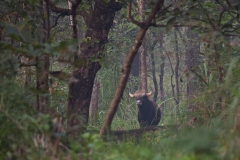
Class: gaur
129,90,161,128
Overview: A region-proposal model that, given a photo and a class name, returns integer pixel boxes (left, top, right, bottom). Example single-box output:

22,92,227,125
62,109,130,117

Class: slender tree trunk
89,78,99,126
140,42,147,91
0,27,2,41
174,28,180,115
137,0,147,92
150,51,158,102
36,0,50,113
159,33,165,113
214,44,224,111
68,1,73,26
159,54,165,111
23,57,32,86
166,50,175,118
234,106,240,132
130,51,140,91
214,44,223,84
149,39,158,102
185,28,200,111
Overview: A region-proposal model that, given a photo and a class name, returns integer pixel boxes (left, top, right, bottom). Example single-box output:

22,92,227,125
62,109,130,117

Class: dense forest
1,0,240,159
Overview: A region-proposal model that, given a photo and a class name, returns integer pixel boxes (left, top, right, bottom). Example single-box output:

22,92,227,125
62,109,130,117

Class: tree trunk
159,33,165,113
23,57,32,86
130,51,140,91
0,27,2,41
149,38,158,102
67,0,122,137
89,78,99,126
166,48,175,118
214,44,223,84
185,28,200,111
174,28,180,115
214,44,224,111
137,0,147,92
36,0,50,113
68,1,73,26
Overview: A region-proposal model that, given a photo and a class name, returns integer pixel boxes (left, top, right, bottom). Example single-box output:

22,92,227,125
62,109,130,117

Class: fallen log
87,125,179,141
110,125,178,141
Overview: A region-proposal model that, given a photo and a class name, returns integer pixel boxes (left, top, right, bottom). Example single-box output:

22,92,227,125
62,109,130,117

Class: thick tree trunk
67,0,122,137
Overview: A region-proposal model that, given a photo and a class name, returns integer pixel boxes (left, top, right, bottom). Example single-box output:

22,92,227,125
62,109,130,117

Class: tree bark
67,0,122,137
99,0,164,138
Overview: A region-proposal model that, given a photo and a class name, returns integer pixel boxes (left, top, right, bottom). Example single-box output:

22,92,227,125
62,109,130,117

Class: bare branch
52,14,63,28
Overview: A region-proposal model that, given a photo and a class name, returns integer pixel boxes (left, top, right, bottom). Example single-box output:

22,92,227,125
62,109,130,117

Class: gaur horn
129,93,135,98
146,91,152,96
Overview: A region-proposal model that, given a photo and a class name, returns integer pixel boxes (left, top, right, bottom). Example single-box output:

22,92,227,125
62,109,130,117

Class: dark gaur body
129,90,161,128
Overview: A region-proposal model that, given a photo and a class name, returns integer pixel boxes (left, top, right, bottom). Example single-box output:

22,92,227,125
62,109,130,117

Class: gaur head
129,90,152,106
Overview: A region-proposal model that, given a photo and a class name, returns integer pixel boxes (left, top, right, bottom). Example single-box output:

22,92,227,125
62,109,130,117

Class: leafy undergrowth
1,68,240,160
71,126,240,160
1,110,240,160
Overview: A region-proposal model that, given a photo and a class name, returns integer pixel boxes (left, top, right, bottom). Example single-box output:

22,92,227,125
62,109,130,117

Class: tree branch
44,0,72,15
52,13,63,28
44,0,84,16
127,2,145,27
